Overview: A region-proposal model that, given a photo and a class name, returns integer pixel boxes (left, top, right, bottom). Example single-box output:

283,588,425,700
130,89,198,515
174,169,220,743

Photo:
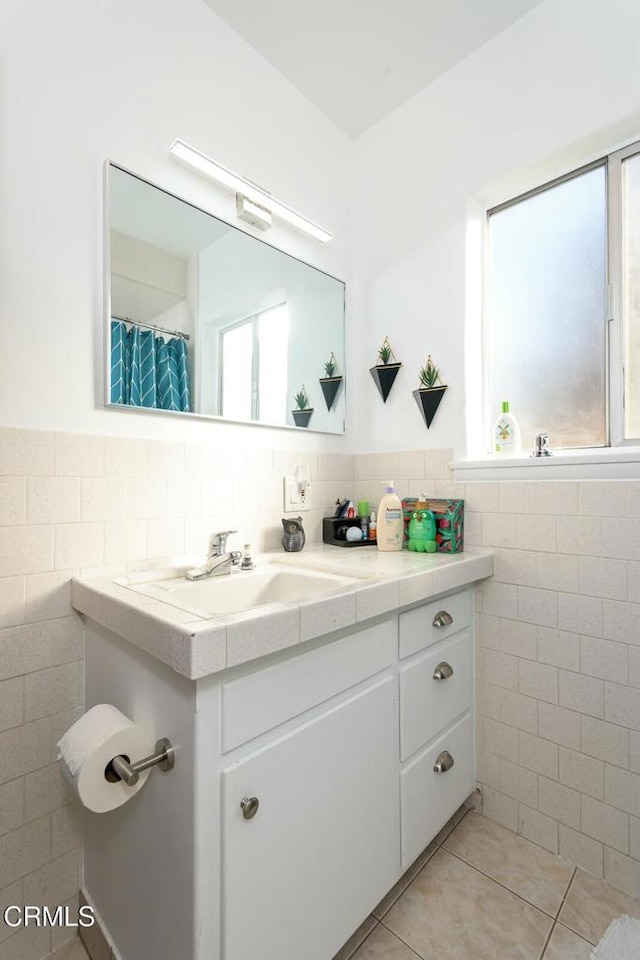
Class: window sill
452,448,640,481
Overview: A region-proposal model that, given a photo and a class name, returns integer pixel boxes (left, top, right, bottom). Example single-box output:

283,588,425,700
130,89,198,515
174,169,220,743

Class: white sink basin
122,565,360,616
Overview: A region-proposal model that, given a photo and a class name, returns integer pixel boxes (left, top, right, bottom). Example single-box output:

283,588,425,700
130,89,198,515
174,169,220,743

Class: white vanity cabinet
216,618,400,960
222,676,398,960
78,578,482,960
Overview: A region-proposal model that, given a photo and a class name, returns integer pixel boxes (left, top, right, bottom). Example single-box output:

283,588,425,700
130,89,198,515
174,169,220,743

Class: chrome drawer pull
432,610,453,628
433,750,454,774
240,796,260,820
433,661,454,681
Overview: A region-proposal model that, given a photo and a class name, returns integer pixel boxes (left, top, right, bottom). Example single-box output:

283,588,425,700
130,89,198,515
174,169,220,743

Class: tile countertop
71,546,494,681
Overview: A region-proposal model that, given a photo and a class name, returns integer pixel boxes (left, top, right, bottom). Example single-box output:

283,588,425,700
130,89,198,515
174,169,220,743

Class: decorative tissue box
401,498,464,553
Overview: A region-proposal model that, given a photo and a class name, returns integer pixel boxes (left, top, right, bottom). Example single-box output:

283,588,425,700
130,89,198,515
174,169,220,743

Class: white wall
352,0,640,456
0,0,353,452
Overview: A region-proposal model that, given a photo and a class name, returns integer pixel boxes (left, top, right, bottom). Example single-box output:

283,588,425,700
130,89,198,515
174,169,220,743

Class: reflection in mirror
107,164,346,433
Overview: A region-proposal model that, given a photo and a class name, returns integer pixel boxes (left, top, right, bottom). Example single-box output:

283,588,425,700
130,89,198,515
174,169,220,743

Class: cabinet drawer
222,619,396,752
400,712,474,870
400,629,472,760
399,588,472,659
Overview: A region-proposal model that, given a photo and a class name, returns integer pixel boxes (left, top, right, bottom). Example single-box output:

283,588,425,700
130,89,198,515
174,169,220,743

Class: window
220,303,289,423
621,150,640,439
485,139,640,454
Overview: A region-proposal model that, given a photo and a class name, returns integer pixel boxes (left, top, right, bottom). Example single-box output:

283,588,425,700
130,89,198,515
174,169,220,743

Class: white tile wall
469,474,640,897
0,424,354,957
4,436,640,951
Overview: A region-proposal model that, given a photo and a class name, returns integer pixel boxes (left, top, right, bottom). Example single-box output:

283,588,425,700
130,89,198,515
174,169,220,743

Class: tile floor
335,808,640,960
46,809,640,960
47,939,89,960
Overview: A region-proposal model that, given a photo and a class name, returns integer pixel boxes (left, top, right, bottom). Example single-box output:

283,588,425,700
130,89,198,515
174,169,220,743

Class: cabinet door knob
433,661,454,681
432,610,453,628
240,796,260,820
433,750,455,774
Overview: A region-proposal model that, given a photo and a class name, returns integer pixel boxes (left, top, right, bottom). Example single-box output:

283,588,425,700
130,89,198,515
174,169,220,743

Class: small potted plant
413,355,447,428
291,385,313,428
319,352,343,411
369,336,402,403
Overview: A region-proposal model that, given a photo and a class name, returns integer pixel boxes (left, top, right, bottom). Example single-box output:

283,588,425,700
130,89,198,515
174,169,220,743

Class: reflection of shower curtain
110,320,190,412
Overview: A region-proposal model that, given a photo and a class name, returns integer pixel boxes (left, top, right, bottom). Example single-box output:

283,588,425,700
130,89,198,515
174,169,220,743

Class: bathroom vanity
71,547,492,960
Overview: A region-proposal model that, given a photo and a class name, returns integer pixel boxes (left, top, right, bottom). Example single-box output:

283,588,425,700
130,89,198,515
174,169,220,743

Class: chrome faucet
186,530,242,581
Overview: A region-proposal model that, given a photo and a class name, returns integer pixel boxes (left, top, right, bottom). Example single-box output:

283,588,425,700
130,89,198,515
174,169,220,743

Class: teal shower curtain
110,320,191,412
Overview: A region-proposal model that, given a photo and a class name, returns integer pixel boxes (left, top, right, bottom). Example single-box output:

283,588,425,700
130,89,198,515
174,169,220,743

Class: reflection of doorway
219,303,289,423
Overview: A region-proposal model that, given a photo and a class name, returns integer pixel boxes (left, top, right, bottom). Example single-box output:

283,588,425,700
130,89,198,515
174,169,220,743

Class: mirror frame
103,160,346,434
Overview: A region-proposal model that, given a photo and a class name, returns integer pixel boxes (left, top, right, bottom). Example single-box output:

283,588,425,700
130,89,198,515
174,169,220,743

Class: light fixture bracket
236,193,272,231
169,139,332,244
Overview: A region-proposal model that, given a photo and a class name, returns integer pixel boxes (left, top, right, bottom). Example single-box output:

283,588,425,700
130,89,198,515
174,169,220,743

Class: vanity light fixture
169,139,332,244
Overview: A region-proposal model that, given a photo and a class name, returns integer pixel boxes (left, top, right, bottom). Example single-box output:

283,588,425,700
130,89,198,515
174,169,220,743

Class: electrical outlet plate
283,476,309,512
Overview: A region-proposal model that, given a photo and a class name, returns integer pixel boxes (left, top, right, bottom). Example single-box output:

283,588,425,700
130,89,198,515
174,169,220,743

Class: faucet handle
209,530,237,556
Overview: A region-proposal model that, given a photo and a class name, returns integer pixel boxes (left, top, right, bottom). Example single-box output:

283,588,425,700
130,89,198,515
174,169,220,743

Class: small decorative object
319,352,343,411
402,498,464,553
370,336,402,403
281,516,305,552
291,386,313,428
407,506,437,553
413,354,447,428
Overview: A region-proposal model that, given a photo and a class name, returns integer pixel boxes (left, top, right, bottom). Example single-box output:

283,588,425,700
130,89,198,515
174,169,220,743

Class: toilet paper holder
107,737,175,787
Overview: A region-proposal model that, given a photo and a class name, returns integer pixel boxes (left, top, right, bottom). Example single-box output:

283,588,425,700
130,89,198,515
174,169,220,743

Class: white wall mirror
106,163,346,433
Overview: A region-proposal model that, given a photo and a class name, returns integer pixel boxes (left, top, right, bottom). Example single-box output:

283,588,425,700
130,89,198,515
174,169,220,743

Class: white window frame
607,139,640,449
218,301,287,422
454,138,640,482
219,314,260,421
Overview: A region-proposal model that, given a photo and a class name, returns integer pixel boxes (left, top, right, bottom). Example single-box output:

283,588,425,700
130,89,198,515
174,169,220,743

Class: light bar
169,139,332,244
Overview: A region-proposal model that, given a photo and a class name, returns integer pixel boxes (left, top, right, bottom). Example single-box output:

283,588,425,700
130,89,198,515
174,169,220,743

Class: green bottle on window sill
493,400,522,457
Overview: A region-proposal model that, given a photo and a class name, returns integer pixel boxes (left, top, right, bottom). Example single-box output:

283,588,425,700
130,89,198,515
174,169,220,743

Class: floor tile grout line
557,917,597,946
373,845,440,922
550,868,599,945
372,807,469,923
555,867,577,920
378,918,430,960
339,919,379,960
538,918,558,960
438,847,566,919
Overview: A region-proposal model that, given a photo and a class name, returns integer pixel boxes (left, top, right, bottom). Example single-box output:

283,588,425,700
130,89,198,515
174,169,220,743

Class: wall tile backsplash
2,429,640,958
468,478,640,898
0,424,357,957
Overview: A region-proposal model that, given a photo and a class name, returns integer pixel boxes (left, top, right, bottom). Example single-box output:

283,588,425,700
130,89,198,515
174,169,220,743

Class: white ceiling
203,0,544,137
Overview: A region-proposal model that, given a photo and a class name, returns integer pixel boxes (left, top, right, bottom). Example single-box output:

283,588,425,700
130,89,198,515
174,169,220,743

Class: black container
322,516,376,547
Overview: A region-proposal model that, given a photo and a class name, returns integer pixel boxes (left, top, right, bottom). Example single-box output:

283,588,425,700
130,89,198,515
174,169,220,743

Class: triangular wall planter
319,376,343,411
369,363,402,403
413,385,447,428
292,408,314,428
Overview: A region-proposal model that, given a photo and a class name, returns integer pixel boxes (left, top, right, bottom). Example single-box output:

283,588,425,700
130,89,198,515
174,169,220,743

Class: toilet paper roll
57,704,154,813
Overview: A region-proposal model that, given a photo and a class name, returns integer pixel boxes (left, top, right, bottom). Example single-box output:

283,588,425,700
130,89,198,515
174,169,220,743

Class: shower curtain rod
111,314,191,341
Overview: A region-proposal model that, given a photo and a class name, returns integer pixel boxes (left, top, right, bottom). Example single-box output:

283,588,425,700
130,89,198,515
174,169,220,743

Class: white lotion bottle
376,481,404,552
493,400,522,457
